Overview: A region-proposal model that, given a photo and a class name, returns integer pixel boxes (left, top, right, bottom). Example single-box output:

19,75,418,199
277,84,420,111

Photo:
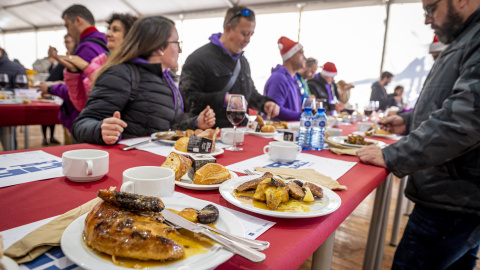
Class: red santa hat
321,62,337,77
429,35,447,53
278,36,303,61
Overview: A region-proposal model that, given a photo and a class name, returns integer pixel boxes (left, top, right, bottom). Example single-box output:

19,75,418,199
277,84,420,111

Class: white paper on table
0,150,63,188
119,137,173,157
226,153,356,180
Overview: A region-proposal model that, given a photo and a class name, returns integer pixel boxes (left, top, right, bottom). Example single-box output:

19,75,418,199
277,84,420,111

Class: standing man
180,6,279,127
369,71,393,111
357,0,480,268
37,4,107,144
308,62,343,115
264,36,306,121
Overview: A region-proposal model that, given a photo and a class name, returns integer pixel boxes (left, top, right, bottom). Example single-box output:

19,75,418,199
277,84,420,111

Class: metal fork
163,219,269,251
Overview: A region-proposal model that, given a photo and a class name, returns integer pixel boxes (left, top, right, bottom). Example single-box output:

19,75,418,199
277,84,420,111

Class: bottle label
319,121,326,128
303,121,311,127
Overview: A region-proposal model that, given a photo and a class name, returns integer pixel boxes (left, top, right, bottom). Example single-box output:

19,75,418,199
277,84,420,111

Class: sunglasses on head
226,9,254,26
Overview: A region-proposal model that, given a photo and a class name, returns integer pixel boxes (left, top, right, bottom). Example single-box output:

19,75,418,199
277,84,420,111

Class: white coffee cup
121,166,175,197
326,127,342,137
358,122,373,132
62,149,109,182
221,128,245,145
263,141,302,163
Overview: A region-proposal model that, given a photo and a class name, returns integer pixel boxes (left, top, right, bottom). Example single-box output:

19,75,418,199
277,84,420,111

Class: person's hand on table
357,145,387,168
197,105,216,129
264,101,279,119
335,103,345,112
102,111,127,145
35,81,60,96
378,115,406,134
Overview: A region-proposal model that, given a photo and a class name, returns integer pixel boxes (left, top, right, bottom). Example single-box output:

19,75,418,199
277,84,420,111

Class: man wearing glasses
180,6,279,128
357,0,480,268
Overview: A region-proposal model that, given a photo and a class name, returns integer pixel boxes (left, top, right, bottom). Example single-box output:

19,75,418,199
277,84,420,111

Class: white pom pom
278,43,283,50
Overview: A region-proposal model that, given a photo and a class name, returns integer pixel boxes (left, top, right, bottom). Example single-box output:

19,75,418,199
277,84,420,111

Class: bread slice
174,137,189,152
161,152,192,181
193,163,231,185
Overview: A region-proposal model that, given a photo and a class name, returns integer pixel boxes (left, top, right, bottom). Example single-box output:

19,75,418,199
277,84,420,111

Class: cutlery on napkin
325,138,358,156
5,187,116,263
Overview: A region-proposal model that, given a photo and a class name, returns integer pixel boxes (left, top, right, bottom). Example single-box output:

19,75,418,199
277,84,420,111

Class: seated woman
60,13,137,111
72,16,215,145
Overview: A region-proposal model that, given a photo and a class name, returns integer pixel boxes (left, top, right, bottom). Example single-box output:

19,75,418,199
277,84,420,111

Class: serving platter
176,171,239,190
219,176,341,218
61,197,244,270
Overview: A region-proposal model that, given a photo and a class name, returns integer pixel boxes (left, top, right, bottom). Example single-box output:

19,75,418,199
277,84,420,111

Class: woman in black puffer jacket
72,16,215,145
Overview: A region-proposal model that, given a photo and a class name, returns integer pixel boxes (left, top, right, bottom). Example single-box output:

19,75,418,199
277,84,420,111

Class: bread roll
193,163,231,185
261,124,276,133
186,129,195,137
255,115,265,126
194,129,204,136
174,137,189,152
161,152,192,181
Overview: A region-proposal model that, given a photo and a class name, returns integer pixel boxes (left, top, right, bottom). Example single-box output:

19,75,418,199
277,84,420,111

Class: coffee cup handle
120,181,134,193
263,145,270,155
86,160,93,176
297,145,302,153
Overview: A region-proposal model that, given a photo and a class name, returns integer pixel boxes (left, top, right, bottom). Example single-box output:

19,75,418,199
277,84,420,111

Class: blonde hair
93,16,174,85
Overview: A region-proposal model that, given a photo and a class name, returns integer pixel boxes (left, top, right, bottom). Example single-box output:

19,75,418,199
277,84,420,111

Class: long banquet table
0,123,396,269
0,101,60,151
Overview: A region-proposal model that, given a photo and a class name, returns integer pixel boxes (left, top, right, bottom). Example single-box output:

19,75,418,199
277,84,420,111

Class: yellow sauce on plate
233,190,317,213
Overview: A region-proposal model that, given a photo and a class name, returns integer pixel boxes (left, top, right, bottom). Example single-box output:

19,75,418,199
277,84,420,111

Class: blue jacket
264,65,302,121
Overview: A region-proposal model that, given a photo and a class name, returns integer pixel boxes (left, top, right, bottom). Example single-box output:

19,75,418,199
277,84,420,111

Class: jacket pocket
211,63,232,78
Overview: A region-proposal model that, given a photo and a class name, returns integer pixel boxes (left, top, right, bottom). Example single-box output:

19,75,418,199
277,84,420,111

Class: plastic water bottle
312,108,327,150
298,101,314,151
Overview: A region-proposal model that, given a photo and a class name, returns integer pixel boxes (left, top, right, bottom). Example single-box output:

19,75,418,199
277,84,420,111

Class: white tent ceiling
0,0,420,32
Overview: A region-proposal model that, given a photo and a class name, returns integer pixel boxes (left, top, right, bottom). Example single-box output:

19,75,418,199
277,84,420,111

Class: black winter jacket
383,8,480,215
180,42,273,127
72,62,196,144
307,75,339,114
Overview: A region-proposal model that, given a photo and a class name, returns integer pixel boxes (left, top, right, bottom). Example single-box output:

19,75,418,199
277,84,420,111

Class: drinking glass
364,104,373,119
226,94,247,151
0,73,8,90
345,103,355,115
15,74,28,89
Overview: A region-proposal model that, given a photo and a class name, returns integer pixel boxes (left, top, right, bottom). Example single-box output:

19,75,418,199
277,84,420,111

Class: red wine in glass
226,110,246,126
364,110,373,116
16,82,27,88
0,81,6,89
346,109,355,115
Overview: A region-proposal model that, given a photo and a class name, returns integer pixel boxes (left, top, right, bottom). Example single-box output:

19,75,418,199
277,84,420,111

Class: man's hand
35,81,58,96
378,115,406,135
357,145,387,168
101,111,127,145
264,101,279,119
197,105,216,129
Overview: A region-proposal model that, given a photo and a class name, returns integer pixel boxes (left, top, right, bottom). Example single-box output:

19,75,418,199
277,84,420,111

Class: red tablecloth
0,101,60,126
0,123,394,269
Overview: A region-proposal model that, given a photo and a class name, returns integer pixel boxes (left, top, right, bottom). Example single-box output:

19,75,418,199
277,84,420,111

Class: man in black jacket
369,71,393,111
180,6,279,128
358,0,480,268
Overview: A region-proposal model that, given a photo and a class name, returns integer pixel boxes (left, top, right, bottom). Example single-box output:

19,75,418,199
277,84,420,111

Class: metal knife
162,209,266,263
122,133,173,151
196,223,270,251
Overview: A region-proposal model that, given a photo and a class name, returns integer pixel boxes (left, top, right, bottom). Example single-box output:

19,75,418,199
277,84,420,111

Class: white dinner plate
176,171,238,190
0,256,19,270
369,133,397,139
0,100,22,104
219,176,341,218
172,147,224,157
329,136,387,148
150,131,176,145
245,130,278,137
61,197,244,270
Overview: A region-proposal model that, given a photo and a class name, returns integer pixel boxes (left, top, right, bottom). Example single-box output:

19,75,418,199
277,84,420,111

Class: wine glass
0,73,8,91
226,94,247,151
15,74,28,89
364,104,373,119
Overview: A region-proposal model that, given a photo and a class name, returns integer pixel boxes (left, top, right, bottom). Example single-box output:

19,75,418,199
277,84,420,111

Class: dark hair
62,4,95,25
306,57,318,68
394,85,404,92
94,16,174,85
106,13,138,36
223,6,255,30
381,71,393,79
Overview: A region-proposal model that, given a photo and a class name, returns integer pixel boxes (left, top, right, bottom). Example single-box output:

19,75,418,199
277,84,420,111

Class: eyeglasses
168,41,183,50
424,0,443,18
225,9,254,26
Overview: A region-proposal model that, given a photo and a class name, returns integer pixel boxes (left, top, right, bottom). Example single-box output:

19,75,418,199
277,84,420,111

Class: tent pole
379,0,392,76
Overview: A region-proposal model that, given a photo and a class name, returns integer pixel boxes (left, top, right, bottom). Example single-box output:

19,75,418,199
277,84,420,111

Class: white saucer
66,174,106,182
0,256,19,270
